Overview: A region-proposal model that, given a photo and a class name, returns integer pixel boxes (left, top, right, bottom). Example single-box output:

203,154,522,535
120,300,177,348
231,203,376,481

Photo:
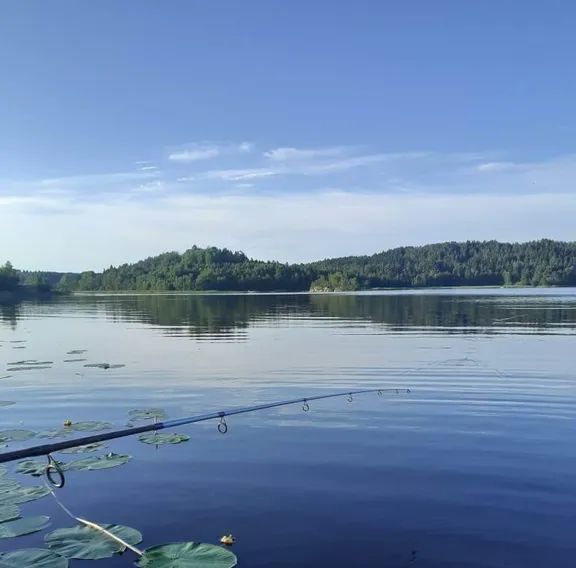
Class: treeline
311,240,576,289
5,239,576,293
50,247,315,292
0,262,19,291
0,262,52,295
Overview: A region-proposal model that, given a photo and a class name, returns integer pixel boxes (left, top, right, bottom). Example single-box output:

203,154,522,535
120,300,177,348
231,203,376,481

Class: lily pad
0,548,68,567
7,366,51,371
0,486,50,506
8,360,53,366
0,505,20,523
0,430,35,443
128,408,168,422
0,401,15,406
67,453,131,471
17,459,66,477
45,524,142,560
65,421,113,432
60,442,106,454
136,542,237,568
37,429,75,440
0,516,51,538
0,479,22,493
139,433,190,445
83,363,124,370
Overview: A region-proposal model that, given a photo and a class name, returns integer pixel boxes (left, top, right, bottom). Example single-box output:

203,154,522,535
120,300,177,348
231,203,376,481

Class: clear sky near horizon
1,1,575,271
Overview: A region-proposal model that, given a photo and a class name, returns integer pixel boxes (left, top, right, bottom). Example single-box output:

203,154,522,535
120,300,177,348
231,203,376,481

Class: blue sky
1,1,575,271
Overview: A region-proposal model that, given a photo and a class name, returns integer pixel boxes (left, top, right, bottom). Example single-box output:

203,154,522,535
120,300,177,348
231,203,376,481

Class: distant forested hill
309,240,576,289
5,240,576,293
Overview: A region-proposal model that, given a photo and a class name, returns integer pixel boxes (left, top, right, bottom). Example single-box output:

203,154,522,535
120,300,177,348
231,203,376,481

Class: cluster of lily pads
0,407,236,566
2,346,128,377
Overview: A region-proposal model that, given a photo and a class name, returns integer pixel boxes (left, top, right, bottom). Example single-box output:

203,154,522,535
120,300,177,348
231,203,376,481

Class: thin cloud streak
168,141,254,163
168,147,220,162
264,146,352,161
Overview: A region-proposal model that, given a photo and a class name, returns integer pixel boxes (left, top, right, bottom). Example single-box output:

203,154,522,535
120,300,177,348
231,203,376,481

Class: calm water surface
0,289,575,567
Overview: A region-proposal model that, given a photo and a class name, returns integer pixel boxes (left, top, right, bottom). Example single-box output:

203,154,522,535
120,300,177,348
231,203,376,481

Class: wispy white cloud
168,146,220,162
238,141,254,152
168,141,254,163
202,168,279,181
264,146,351,161
476,161,520,173
139,165,158,171
133,180,166,193
203,150,427,181
39,171,159,188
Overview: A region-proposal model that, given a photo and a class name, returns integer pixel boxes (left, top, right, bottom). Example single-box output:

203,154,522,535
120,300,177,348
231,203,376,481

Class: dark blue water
0,289,575,567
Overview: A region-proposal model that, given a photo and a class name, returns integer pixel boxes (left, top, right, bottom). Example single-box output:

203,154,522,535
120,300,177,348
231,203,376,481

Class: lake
0,289,575,567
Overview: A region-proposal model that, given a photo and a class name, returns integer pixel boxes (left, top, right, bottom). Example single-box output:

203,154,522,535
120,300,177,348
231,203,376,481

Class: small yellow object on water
63,420,73,427
220,534,235,545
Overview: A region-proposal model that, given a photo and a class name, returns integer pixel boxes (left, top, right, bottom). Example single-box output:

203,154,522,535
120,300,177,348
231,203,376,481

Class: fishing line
43,473,143,557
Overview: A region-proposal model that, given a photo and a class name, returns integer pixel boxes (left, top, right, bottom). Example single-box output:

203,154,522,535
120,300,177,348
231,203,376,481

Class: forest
4,240,576,293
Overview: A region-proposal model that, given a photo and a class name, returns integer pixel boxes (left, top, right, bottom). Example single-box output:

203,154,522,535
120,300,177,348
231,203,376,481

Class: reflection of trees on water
4,293,576,338
309,294,576,333
81,293,576,339
0,300,20,329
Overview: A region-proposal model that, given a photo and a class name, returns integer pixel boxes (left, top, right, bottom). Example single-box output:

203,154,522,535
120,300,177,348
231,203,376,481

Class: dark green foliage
310,272,359,291
0,263,19,292
89,246,315,292
5,240,576,293
311,239,576,289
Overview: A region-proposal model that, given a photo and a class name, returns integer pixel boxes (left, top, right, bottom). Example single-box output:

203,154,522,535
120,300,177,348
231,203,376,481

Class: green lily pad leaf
83,363,124,370
7,366,52,371
37,429,75,440
66,421,113,432
8,361,53,366
138,433,190,445
0,401,15,407
136,542,237,568
128,408,168,422
0,505,20,523
0,430,35,443
59,442,106,454
0,479,22,493
0,486,50,506
45,524,142,560
67,453,131,471
0,516,51,538
0,548,68,567
17,459,66,477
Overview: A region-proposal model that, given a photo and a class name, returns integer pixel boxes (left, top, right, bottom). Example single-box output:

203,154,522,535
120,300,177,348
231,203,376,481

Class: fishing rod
0,387,411,466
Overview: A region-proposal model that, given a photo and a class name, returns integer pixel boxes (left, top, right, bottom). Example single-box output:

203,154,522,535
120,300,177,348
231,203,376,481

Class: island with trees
3,239,576,294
